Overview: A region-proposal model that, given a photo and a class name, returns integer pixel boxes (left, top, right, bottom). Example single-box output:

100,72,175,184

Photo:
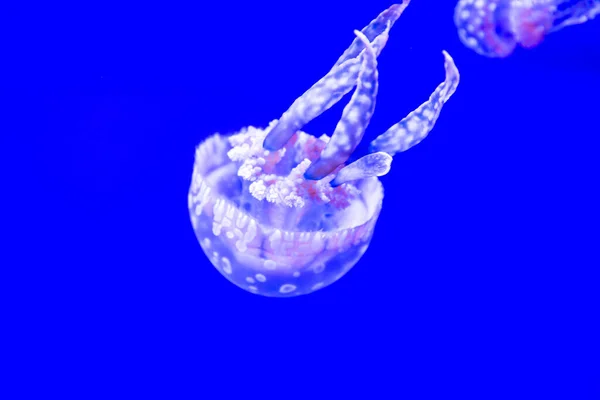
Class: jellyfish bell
189,129,384,297
188,1,460,297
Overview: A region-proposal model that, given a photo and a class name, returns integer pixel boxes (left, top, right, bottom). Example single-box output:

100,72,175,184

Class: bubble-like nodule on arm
262,4,404,152
330,152,392,187
369,51,459,156
304,30,379,181
455,0,600,58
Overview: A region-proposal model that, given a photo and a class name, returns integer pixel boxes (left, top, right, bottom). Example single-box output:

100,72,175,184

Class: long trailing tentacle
369,50,460,156
262,4,406,151
304,30,379,181
330,152,392,187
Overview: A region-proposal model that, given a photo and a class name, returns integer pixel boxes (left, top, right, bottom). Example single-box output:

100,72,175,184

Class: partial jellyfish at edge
455,0,600,57
188,1,460,297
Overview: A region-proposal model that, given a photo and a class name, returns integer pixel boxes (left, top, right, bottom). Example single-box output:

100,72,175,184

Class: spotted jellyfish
188,1,460,297
455,0,600,57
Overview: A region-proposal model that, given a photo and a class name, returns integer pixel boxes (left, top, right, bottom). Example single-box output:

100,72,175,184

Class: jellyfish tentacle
334,2,410,67
304,30,379,181
369,50,459,156
262,20,394,152
331,152,392,187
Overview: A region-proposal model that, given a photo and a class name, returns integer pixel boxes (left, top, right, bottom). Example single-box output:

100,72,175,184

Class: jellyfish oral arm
262,4,404,152
331,152,393,187
503,0,600,48
304,30,379,181
455,0,600,58
333,2,410,67
549,0,600,31
369,51,460,156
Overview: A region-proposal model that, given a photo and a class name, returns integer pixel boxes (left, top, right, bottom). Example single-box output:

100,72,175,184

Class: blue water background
4,1,599,397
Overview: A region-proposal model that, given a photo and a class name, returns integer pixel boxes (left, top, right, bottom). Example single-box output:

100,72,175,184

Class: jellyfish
188,1,460,297
455,0,600,57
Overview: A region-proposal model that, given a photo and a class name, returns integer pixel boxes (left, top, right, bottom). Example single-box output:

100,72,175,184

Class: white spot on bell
264,260,277,270
279,284,297,294
222,257,232,274
313,263,325,274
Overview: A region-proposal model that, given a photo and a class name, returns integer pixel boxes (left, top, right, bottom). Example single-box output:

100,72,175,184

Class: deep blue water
4,1,599,398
